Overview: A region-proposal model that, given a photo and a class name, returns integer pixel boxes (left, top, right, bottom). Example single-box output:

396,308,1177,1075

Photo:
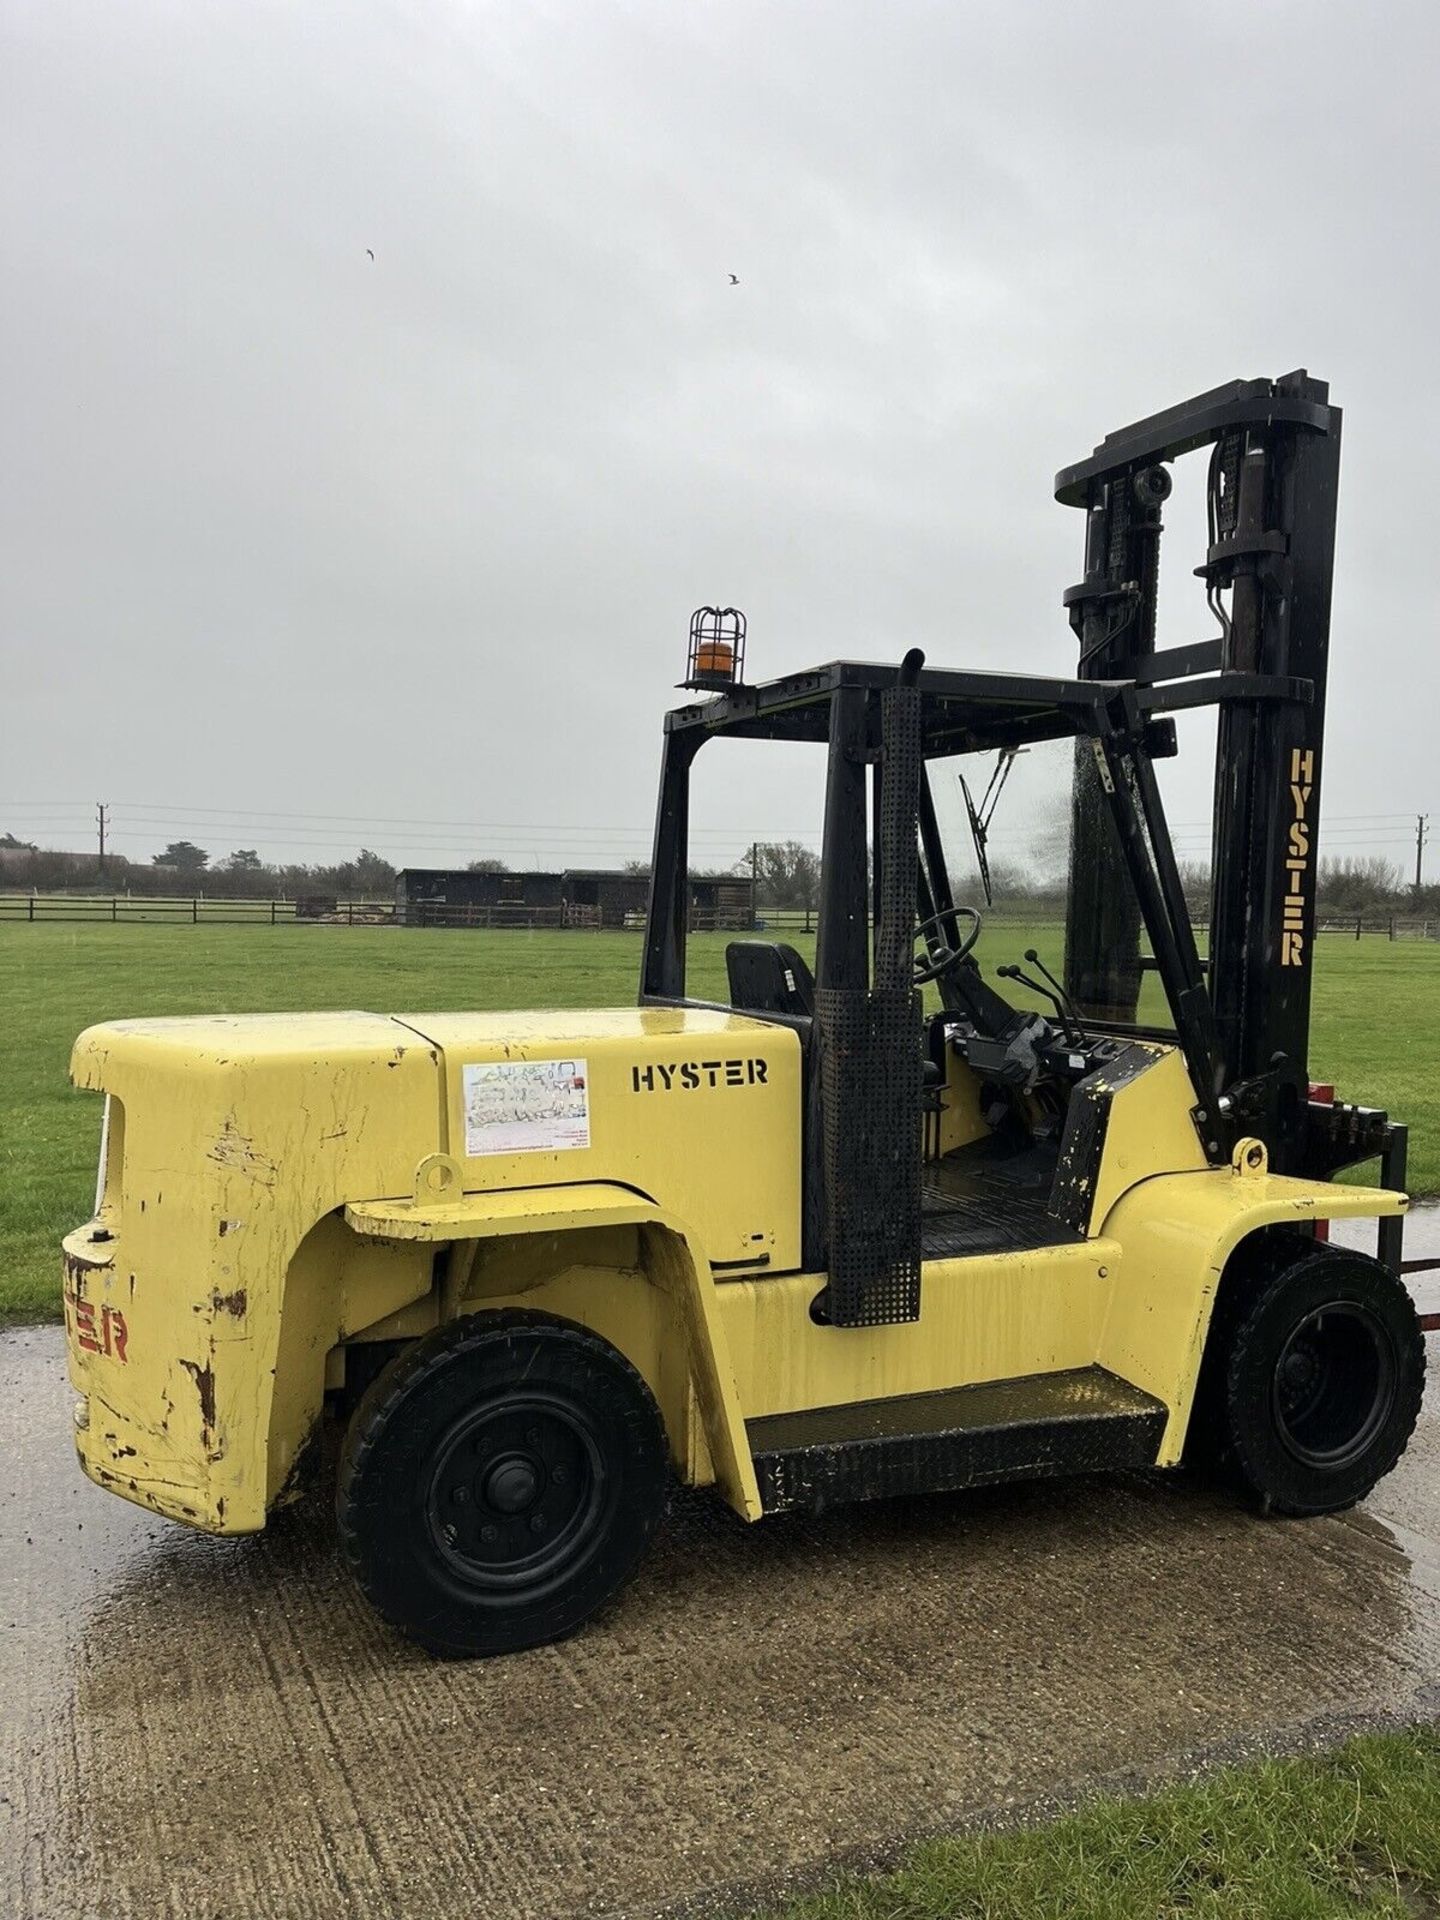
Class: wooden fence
1,893,746,932
0,894,392,925
4,894,1438,940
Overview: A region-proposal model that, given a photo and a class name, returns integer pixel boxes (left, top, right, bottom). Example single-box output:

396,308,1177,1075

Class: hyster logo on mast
1281,746,1317,967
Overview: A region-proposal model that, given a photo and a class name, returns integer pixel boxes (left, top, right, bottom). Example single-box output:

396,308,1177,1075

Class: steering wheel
912,906,983,985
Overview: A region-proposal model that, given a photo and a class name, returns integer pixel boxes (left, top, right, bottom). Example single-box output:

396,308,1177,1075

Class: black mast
1056,373,1342,1168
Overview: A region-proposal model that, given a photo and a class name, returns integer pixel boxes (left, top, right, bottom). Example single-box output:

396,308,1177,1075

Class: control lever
995,963,1082,1047
1023,948,1085,1045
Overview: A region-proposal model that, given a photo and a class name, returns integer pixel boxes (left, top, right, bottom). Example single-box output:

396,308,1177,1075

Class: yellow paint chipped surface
62,1010,1410,1538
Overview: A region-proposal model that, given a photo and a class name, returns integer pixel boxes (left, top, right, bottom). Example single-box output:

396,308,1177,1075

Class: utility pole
96,801,109,875
1416,813,1430,894
750,839,759,927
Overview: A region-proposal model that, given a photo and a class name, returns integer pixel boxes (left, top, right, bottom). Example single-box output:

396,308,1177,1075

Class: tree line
0,837,782,901
0,835,399,899
1176,856,1440,920
1,832,1433,918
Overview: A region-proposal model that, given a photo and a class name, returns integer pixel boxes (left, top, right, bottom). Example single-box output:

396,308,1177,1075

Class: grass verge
757,1725,1440,1919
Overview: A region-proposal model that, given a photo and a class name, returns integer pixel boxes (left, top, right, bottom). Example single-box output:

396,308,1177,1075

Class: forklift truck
62,373,1423,1656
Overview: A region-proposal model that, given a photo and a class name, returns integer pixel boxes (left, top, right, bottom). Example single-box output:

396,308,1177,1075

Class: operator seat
725,941,815,1020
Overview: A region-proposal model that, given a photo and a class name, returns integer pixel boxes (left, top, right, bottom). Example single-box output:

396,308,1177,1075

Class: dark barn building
396,868,754,931
396,869,564,927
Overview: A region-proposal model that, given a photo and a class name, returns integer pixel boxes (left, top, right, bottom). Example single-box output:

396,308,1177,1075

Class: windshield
928,734,1178,1032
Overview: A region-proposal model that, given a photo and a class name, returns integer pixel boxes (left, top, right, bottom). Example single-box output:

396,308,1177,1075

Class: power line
1,796,1426,832
110,818,804,846
0,798,822,837
3,796,1429,875
82,814,819,849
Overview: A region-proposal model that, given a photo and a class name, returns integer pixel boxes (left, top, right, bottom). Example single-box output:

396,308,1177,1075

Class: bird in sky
728,273,739,285
366,249,375,261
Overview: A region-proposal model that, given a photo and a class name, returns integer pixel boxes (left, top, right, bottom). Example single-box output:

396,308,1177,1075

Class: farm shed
395,868,754,930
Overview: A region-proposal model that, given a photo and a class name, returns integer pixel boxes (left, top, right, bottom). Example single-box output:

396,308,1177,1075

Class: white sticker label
462,1059,591,1157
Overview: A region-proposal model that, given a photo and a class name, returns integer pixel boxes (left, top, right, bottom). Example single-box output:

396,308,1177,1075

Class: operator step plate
747,1367,1167,1515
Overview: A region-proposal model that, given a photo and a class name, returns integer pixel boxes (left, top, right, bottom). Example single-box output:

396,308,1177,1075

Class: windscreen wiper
959,747,1022,907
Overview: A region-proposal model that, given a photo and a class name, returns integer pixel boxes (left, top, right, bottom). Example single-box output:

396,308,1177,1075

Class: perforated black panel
873,683,923,993
817,984,923,1325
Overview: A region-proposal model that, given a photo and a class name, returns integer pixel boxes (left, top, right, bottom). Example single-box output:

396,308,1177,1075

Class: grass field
760,1725,1440,1919
3,921,1438,1323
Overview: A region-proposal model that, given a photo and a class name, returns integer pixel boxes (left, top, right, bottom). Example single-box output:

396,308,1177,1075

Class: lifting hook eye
1232,1137,1268,1178
414,1153,464,1203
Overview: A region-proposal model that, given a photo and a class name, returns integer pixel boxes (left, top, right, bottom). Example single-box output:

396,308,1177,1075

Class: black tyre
337,1308,668,1657
1211,1242,1424,1517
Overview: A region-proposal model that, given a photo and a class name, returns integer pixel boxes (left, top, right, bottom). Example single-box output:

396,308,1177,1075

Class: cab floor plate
747,1366,1167,1514
920,1150,1083,1258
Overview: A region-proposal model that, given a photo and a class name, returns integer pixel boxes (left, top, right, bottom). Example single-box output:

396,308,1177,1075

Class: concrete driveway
5,1222,1440,1919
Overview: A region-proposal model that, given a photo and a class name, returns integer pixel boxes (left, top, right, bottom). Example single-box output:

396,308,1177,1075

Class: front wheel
1212,1243,1424,1516
337,1309,668,1656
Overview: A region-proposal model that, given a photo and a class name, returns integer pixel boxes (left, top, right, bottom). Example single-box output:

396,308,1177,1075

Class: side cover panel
1051,1044,1208,1235
399,1008,803,1277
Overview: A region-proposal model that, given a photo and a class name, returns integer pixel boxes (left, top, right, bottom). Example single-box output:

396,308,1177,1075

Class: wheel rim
424,1389,609,1594
1271,1301,1397,1471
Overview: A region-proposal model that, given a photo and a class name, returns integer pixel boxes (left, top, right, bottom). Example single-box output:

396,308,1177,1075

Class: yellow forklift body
63,1006,800,1532
57,378,1424,1659
62,1007,1404,1539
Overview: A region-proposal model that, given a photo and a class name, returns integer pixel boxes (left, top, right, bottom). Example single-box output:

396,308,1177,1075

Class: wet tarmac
5,1216,1440,1920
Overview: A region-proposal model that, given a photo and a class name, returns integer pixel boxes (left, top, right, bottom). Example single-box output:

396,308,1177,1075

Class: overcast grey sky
4,0,1439,877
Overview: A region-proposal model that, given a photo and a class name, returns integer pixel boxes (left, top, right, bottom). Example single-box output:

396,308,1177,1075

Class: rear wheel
1209,1242,1424,1516
337,1309,668,1656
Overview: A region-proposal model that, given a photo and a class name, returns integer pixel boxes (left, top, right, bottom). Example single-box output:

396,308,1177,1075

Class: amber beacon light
683,606,746,691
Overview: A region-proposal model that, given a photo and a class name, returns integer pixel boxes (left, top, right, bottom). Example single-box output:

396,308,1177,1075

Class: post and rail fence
0,893,757,932
4,893,1439,940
